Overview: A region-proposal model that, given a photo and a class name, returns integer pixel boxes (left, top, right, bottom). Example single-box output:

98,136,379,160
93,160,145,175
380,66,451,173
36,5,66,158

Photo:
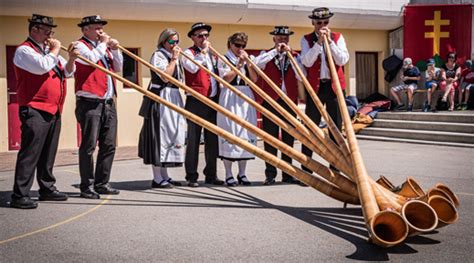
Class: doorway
356,52,378,101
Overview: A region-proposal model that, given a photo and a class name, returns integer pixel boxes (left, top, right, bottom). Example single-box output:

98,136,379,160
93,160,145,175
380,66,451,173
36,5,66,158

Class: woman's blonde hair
158,28,179,49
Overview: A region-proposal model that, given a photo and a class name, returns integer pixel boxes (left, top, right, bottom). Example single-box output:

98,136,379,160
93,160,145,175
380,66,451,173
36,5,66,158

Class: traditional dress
217,50,257,160
138,48,186,167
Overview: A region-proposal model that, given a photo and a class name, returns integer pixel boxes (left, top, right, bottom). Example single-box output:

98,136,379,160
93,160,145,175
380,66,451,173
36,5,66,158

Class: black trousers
301,80,342,172
184,96,218,182
262,99,296,180
75,98,117,192
12,107,61,198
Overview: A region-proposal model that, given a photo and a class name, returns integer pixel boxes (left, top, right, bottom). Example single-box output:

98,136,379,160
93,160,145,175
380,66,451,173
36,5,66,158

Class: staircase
356,111,474,148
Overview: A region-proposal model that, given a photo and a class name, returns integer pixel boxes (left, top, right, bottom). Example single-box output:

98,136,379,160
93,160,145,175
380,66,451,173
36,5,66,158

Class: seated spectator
424,58,441,112
457,60,474,110
439,52,461,111
390,57,420,111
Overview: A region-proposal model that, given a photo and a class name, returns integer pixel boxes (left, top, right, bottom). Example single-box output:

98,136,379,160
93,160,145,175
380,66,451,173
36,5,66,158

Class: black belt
77,96,114,105
320,79,331,83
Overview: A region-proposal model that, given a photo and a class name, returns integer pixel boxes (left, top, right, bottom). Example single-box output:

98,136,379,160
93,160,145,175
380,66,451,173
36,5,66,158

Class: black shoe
39,190,68,201
282,177,301,184
10,197,38,209
263,177,276,186
187,180,199,187
205,177,225,185
151,180,173,189
95,185,120,195
237,175,251,186
167,178,182,186
225,177,237,187
394,103,405,111
80,189,100,199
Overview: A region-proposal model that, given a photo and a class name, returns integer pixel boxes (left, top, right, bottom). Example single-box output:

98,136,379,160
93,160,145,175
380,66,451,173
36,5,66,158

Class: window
122,47,141,88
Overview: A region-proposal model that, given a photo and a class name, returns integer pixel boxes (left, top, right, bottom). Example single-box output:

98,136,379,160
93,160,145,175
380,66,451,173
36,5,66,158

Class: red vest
74,38,116,97
183,46,215,97
15,40,67,115
303,32,346,93
257,50,299,103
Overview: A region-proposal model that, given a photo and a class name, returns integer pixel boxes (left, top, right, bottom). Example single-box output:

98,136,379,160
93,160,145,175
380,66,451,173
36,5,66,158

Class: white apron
159,87,186,163
217,85,257,159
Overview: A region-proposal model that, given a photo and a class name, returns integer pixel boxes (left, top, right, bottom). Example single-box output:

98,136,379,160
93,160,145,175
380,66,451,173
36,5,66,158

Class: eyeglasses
448,56,455,59
233,43,247,49
36,26,55,36
316,20,330,25
194,33,209,39
167,39,179,45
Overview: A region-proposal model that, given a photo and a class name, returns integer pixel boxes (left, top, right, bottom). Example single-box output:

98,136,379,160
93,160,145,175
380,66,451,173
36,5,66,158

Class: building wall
0,15,389,152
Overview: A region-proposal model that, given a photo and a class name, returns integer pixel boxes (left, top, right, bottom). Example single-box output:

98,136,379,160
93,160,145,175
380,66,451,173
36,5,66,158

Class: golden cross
424,11,450,56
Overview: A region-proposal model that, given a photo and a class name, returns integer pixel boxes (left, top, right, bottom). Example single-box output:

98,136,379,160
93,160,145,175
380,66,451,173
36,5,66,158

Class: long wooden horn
179,50,355,190
243,53,351,162
285,51,350,159
322,35,409,246
62,45,359,204
208,45,351,172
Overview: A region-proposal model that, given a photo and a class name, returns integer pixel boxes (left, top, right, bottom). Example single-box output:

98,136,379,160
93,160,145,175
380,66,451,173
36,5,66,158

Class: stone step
356,134,474,148
371,119,474,133
376,111,474,123
358,127,474,144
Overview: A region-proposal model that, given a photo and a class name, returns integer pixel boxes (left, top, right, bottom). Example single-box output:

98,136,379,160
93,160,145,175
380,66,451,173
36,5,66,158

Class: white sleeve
330,34,350,66
58,55,75,78
217,56,231,78
181,49,206,74
111,49,123,73
75,41,107,65
253,49,278,70
13,46,59,75
300,36,323,68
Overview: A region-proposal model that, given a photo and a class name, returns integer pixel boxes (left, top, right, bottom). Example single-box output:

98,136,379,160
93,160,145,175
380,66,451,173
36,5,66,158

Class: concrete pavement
0,140,473,262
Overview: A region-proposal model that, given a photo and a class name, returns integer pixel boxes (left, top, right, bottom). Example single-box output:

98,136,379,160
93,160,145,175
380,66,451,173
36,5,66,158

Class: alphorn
179,50,356,192
321,36,409,247
243,53,351,163
67,44,358,203
285,51,351,160
208,46,351,172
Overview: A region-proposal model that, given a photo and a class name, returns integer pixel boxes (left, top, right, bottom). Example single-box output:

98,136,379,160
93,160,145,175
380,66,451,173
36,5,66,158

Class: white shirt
181,47,218,97
300,33,349,79
253,48,304,94
150,48,184,88
75,37,123,99
217,50,250,86
13,39,74,78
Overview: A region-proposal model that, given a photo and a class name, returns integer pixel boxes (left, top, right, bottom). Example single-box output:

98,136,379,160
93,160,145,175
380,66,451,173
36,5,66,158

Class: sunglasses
167,39,179,45
233,43,247,49
448,56,455,59
194,33,209,39
316,20,330,25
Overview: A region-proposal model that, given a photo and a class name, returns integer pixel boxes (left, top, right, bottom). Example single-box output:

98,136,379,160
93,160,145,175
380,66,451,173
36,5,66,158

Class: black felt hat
269,26,294,36
28,14,57,27
77,15,108,27
187,22,212,38
308,7,334,20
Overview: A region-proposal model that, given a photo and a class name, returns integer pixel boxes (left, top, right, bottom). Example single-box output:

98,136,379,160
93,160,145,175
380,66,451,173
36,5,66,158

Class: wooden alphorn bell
321,36,410,247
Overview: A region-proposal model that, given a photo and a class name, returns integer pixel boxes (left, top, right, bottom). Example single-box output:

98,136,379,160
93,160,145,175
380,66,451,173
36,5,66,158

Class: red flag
404,4,472,64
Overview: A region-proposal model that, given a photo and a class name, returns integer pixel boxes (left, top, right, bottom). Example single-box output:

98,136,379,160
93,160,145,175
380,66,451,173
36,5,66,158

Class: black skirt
138,98,183,168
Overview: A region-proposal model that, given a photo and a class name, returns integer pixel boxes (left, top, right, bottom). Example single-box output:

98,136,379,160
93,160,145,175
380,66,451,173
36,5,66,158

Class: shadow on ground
1,179,442,261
